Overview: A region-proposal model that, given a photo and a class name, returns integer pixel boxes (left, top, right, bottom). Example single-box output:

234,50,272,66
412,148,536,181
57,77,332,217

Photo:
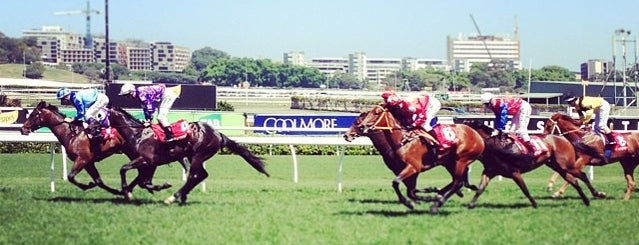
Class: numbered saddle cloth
151,119,192,142
432,124,459,150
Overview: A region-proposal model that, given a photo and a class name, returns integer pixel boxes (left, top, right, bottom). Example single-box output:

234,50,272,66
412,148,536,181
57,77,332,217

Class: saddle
402,124,457,151
511,136,547,158
151,119,192,142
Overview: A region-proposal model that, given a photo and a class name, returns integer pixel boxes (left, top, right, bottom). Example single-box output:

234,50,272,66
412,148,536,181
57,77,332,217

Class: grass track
1,153,638,244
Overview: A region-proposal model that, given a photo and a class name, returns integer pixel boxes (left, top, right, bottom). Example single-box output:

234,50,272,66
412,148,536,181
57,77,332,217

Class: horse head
359,104,403,134
21,101,66,135
544,113,582,136
343,112,366,142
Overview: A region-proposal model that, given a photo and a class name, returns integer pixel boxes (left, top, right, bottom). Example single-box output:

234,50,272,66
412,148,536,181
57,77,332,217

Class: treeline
1,31,582,92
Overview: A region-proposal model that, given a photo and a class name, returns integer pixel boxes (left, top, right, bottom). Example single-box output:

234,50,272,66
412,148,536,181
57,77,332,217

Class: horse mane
463,120,493,135
553,113,580,127
44,103,67,117
112,107,143,126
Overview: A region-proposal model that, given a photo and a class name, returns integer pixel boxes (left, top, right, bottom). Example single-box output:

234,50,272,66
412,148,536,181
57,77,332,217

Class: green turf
0,153,638,244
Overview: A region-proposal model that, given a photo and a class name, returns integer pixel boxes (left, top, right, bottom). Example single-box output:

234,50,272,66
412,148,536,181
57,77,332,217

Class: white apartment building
284,51,305,66
447,34,520,72
23,26,190,72
580,59,611,81
284,51,448,85
151,42,191,72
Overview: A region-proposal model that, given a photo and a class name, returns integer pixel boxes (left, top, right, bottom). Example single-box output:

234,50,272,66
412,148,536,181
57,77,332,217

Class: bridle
363,105,403,132
546,118,582,136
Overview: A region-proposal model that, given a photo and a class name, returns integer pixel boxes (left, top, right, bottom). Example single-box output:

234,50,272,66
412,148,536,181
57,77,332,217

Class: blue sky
1,0,638,70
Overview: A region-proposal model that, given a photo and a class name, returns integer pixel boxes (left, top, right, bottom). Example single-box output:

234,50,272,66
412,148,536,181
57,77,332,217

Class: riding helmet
56,87,71,99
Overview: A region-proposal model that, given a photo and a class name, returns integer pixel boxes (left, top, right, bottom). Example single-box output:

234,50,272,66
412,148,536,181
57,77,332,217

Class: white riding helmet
480,93,493,104
118,83,135,95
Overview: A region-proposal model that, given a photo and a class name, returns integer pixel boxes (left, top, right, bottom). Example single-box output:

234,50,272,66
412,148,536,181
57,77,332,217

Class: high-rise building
580,59,612,81
447,33,520,72
283,51,305,66
150,42,191,72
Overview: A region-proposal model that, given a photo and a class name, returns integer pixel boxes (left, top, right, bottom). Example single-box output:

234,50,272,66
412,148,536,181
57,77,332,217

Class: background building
447,33,521,72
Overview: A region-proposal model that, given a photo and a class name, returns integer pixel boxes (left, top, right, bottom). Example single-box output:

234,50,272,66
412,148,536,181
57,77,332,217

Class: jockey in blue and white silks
57,87,110,124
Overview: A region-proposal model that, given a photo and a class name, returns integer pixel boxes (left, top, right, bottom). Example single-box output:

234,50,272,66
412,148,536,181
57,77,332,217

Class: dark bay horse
343,112,464,205
544,113,639,200
464,120,592,207
107,107,269,205
19,101,167,195
355,105,483,213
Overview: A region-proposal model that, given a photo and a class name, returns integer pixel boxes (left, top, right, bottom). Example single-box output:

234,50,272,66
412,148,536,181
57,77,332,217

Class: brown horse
464,120,592,207
544,113,639,200
343,112,468,205
19,101,172,195
355,104,483,213
107,107,270,205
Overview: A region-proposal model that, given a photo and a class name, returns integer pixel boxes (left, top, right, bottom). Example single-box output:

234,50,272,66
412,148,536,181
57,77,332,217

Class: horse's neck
109,113,144,140
47,120,76,147
368,130,403,151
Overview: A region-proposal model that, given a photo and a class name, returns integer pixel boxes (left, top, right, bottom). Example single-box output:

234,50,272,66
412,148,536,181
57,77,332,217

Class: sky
1,0,639,70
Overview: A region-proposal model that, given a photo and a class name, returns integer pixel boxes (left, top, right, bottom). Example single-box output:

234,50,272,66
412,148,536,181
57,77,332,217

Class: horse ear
37,101,46,108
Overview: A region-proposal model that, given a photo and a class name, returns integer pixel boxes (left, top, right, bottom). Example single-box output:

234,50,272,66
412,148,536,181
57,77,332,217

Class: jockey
562,92,615,147
118,83,178,142
481,92,536,153
381,88,442,143
57,87,109,140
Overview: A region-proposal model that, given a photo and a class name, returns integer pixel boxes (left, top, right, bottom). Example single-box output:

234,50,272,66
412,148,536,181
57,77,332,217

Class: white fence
0,127,371,193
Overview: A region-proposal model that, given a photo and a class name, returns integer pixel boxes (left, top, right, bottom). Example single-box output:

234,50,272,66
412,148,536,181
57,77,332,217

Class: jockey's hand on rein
490,130,500,137
63,117,74,123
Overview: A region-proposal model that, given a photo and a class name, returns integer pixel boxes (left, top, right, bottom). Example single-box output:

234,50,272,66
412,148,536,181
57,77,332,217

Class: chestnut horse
544,113,639,200
356,105,483,213
107,107,269,205
19,101,174,195
343,112,469,205
464,120,591,207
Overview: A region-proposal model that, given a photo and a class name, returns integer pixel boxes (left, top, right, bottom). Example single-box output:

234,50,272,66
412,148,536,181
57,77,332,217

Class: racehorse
343,112,468,205
544,113,639,200
355,104,483,213
464,120,592,207
107,107,270,205
19,101,173,195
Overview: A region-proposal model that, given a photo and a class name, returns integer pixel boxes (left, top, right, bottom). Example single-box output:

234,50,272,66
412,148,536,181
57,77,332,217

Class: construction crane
54,0,100,49
469,14,504,70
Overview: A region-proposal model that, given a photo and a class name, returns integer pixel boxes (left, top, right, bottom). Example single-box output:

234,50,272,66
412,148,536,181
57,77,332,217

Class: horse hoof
164,195,176,205
467,203,476,209
546,186,553,192
551,193,563,199
596,192,607,198
429,206,439,214
123,192,133,200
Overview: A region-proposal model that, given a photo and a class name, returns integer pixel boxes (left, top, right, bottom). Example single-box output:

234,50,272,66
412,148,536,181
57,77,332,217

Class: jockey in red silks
381,88,442,144
481,92,537,154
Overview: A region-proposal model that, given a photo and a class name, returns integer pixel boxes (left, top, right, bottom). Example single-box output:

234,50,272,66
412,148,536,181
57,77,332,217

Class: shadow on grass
35,196,206,206
337,209,451,217
347,198,400,205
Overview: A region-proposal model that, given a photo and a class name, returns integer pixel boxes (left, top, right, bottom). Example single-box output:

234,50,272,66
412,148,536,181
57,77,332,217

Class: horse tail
220,133,270,177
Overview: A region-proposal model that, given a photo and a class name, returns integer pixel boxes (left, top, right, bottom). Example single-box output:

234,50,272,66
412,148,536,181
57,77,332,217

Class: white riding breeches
156,89,178,127
85,93,109,121
418,98,442,132
512,100,532,142
594,100,612,134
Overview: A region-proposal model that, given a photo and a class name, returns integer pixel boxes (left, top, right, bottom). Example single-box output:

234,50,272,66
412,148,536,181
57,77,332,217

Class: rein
370,106,403,131
547,118,582,136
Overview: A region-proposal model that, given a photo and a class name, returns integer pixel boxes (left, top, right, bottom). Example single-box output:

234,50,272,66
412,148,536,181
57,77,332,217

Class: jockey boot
163,126,175,142
426,129,439,166
604,132,616,147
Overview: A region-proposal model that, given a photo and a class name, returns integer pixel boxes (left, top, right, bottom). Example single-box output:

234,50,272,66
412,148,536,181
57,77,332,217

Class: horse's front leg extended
120,157,148,199
67,160,97,191
468,172,492,209
84,162,122,195
392,166,419,210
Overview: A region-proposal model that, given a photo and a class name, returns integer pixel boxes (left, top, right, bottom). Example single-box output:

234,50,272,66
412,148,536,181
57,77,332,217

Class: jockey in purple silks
118,83,179,141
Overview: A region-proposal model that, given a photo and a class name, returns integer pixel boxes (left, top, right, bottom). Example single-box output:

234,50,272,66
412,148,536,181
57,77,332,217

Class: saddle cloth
151,119,192,142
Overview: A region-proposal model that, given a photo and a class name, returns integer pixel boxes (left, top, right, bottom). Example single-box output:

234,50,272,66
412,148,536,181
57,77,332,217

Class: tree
191,47,230,71
533,65,576,81
24,62,45,79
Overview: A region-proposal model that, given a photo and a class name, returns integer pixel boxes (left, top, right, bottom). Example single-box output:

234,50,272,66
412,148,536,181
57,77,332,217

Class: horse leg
134,166,172,193
66,159,97,191
620,159,638,200
390,166,419,210
557,170,590,206
430,160,472,213
468,171,494,209
83,163,122,195
165,158,209,206
552,181,570,198
572,170,607,199
510,171,537,208
547,171,560,192
120,157,149,199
